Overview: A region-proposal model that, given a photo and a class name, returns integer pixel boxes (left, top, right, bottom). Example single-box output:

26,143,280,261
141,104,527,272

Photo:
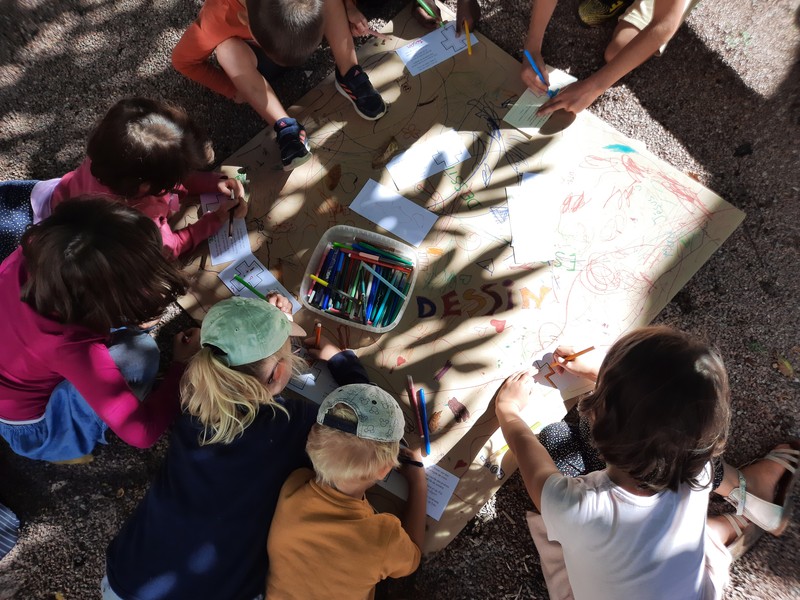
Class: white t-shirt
541,465,717,600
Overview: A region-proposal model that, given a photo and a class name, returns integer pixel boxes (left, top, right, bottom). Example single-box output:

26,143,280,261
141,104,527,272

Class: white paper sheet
375,463,460,521
502,69,578,136
396,22,479,76
286,346,340,404
349,179,438,247
506,172,560,263
218,253,302,313
200,192,251,265
386,128,471,186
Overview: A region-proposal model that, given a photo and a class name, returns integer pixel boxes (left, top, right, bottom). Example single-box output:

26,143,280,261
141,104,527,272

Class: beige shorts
620,0,702,55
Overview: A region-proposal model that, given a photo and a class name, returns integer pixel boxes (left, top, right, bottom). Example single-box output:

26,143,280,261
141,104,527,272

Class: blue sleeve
326,350,370,386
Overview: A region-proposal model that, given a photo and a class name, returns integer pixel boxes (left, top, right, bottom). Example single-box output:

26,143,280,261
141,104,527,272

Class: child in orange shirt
173,0,387,171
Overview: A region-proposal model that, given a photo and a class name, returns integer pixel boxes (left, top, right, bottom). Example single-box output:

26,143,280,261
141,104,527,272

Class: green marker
233,274,267,301
415,0,443,27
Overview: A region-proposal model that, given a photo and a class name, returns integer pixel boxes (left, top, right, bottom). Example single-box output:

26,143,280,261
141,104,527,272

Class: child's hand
552,345,601,382
216,179,248,218
302,332,342,361
266,292,293,314
537,77,603,116
455,0,480,35
398,446,426,481
495,370,534,416
411,0,443,30
520,50,549,95
344,0,369,37
173,328,201,363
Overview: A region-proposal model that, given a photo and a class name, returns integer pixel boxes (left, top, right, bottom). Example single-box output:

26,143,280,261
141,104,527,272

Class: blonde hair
306,404,400,487
180,342,306,445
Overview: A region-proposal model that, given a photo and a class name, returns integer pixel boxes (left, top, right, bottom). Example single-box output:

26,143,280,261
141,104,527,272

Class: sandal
725,442,800,535
722,513,763,560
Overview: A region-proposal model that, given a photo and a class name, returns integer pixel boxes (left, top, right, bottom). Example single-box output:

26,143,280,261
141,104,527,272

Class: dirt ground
0,0,798,598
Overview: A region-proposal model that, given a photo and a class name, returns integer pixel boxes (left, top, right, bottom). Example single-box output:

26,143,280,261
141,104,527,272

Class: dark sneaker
274,117,311,171
335,65,387,121
578,0,634,26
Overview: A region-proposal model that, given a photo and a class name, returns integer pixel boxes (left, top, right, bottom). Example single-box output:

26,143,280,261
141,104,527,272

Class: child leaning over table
266,335,427,600
495,326,797,600
172,0,387,171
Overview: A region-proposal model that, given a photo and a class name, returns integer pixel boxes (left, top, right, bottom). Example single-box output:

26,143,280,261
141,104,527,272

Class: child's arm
343,0,368,37
303,333,370,386
521,0,558,93
537,0,686,115
495,370,560,510
399,446,428,550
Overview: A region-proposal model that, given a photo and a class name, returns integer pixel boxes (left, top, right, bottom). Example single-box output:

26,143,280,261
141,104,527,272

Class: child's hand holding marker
216,178,247,217
303,328,342,361
551,345,601,381
455,0,480,35
413,0,443,30
522,49,554,98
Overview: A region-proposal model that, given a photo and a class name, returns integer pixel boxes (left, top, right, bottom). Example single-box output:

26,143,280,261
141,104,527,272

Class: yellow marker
464,21,472,56
490,421,541,460
309,274,329,287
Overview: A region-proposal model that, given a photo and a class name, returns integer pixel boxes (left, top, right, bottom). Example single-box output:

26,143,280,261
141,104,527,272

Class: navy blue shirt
106,351,368,600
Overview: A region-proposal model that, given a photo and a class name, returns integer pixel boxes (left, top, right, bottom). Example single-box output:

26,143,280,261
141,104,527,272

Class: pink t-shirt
50,158,224,259
0,248,182,447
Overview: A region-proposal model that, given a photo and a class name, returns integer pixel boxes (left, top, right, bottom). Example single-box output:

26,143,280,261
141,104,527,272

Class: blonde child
0,198,194,463
266,335,427,600
496,326,798,600
172,0,387,171
103,299,379,600
5,97,245,262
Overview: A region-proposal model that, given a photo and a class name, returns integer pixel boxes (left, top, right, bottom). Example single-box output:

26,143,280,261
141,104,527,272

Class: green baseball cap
317,384,405,443
201,297,306,367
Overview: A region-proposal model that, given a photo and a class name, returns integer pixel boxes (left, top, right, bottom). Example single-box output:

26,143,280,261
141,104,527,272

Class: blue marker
418,389,431,456
523,49,556,99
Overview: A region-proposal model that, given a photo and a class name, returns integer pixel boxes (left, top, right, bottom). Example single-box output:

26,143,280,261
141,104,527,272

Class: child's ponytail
180,347,289,446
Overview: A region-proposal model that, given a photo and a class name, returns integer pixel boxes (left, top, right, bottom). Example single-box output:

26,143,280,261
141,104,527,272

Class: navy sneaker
274,117,311,171
335,65,387,121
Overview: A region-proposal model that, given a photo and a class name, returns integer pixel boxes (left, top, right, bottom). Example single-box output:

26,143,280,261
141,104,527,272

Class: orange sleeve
172,20,237,99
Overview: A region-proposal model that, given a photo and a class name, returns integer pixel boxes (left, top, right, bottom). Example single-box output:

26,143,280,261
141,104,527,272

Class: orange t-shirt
266,468,421,600
172,0,252,99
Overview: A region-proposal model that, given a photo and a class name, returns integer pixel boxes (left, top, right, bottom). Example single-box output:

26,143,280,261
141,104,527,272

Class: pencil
550,346,595,368
233,274,267,301
314,322,322,349
227,188,235,238
407,375,425,441
523,49,555,99
464,20,472,55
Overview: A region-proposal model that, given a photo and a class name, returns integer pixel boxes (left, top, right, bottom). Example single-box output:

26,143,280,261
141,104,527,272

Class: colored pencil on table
407,375,425,441
464,20,472,55
418,388,431,455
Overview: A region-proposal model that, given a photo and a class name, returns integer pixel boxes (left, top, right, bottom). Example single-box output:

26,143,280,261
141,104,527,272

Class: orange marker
314,322,322,349
550,346,595,368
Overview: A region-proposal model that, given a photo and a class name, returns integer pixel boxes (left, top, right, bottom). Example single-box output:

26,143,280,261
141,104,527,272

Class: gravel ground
1,0,798,599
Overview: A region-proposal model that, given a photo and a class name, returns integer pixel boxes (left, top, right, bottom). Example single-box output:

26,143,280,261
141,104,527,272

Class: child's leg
605,0,700,62
106,329,161,401
325,0,387,120
215,37,289,125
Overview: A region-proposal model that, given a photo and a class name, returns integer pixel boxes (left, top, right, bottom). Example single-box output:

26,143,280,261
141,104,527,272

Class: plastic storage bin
300,225,418,333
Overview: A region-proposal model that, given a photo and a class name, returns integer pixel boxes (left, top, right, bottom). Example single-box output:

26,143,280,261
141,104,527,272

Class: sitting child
266,335,427,599
172,0,387,171
0,198,195,463
495,326,797,600
104,301,382,600
0,97,245,262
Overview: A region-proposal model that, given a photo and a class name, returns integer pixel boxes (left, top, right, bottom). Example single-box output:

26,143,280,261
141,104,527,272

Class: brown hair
579,326,730,492
246,0,324,67
20,197,188,333
306,403,400,487
87,97,213,197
